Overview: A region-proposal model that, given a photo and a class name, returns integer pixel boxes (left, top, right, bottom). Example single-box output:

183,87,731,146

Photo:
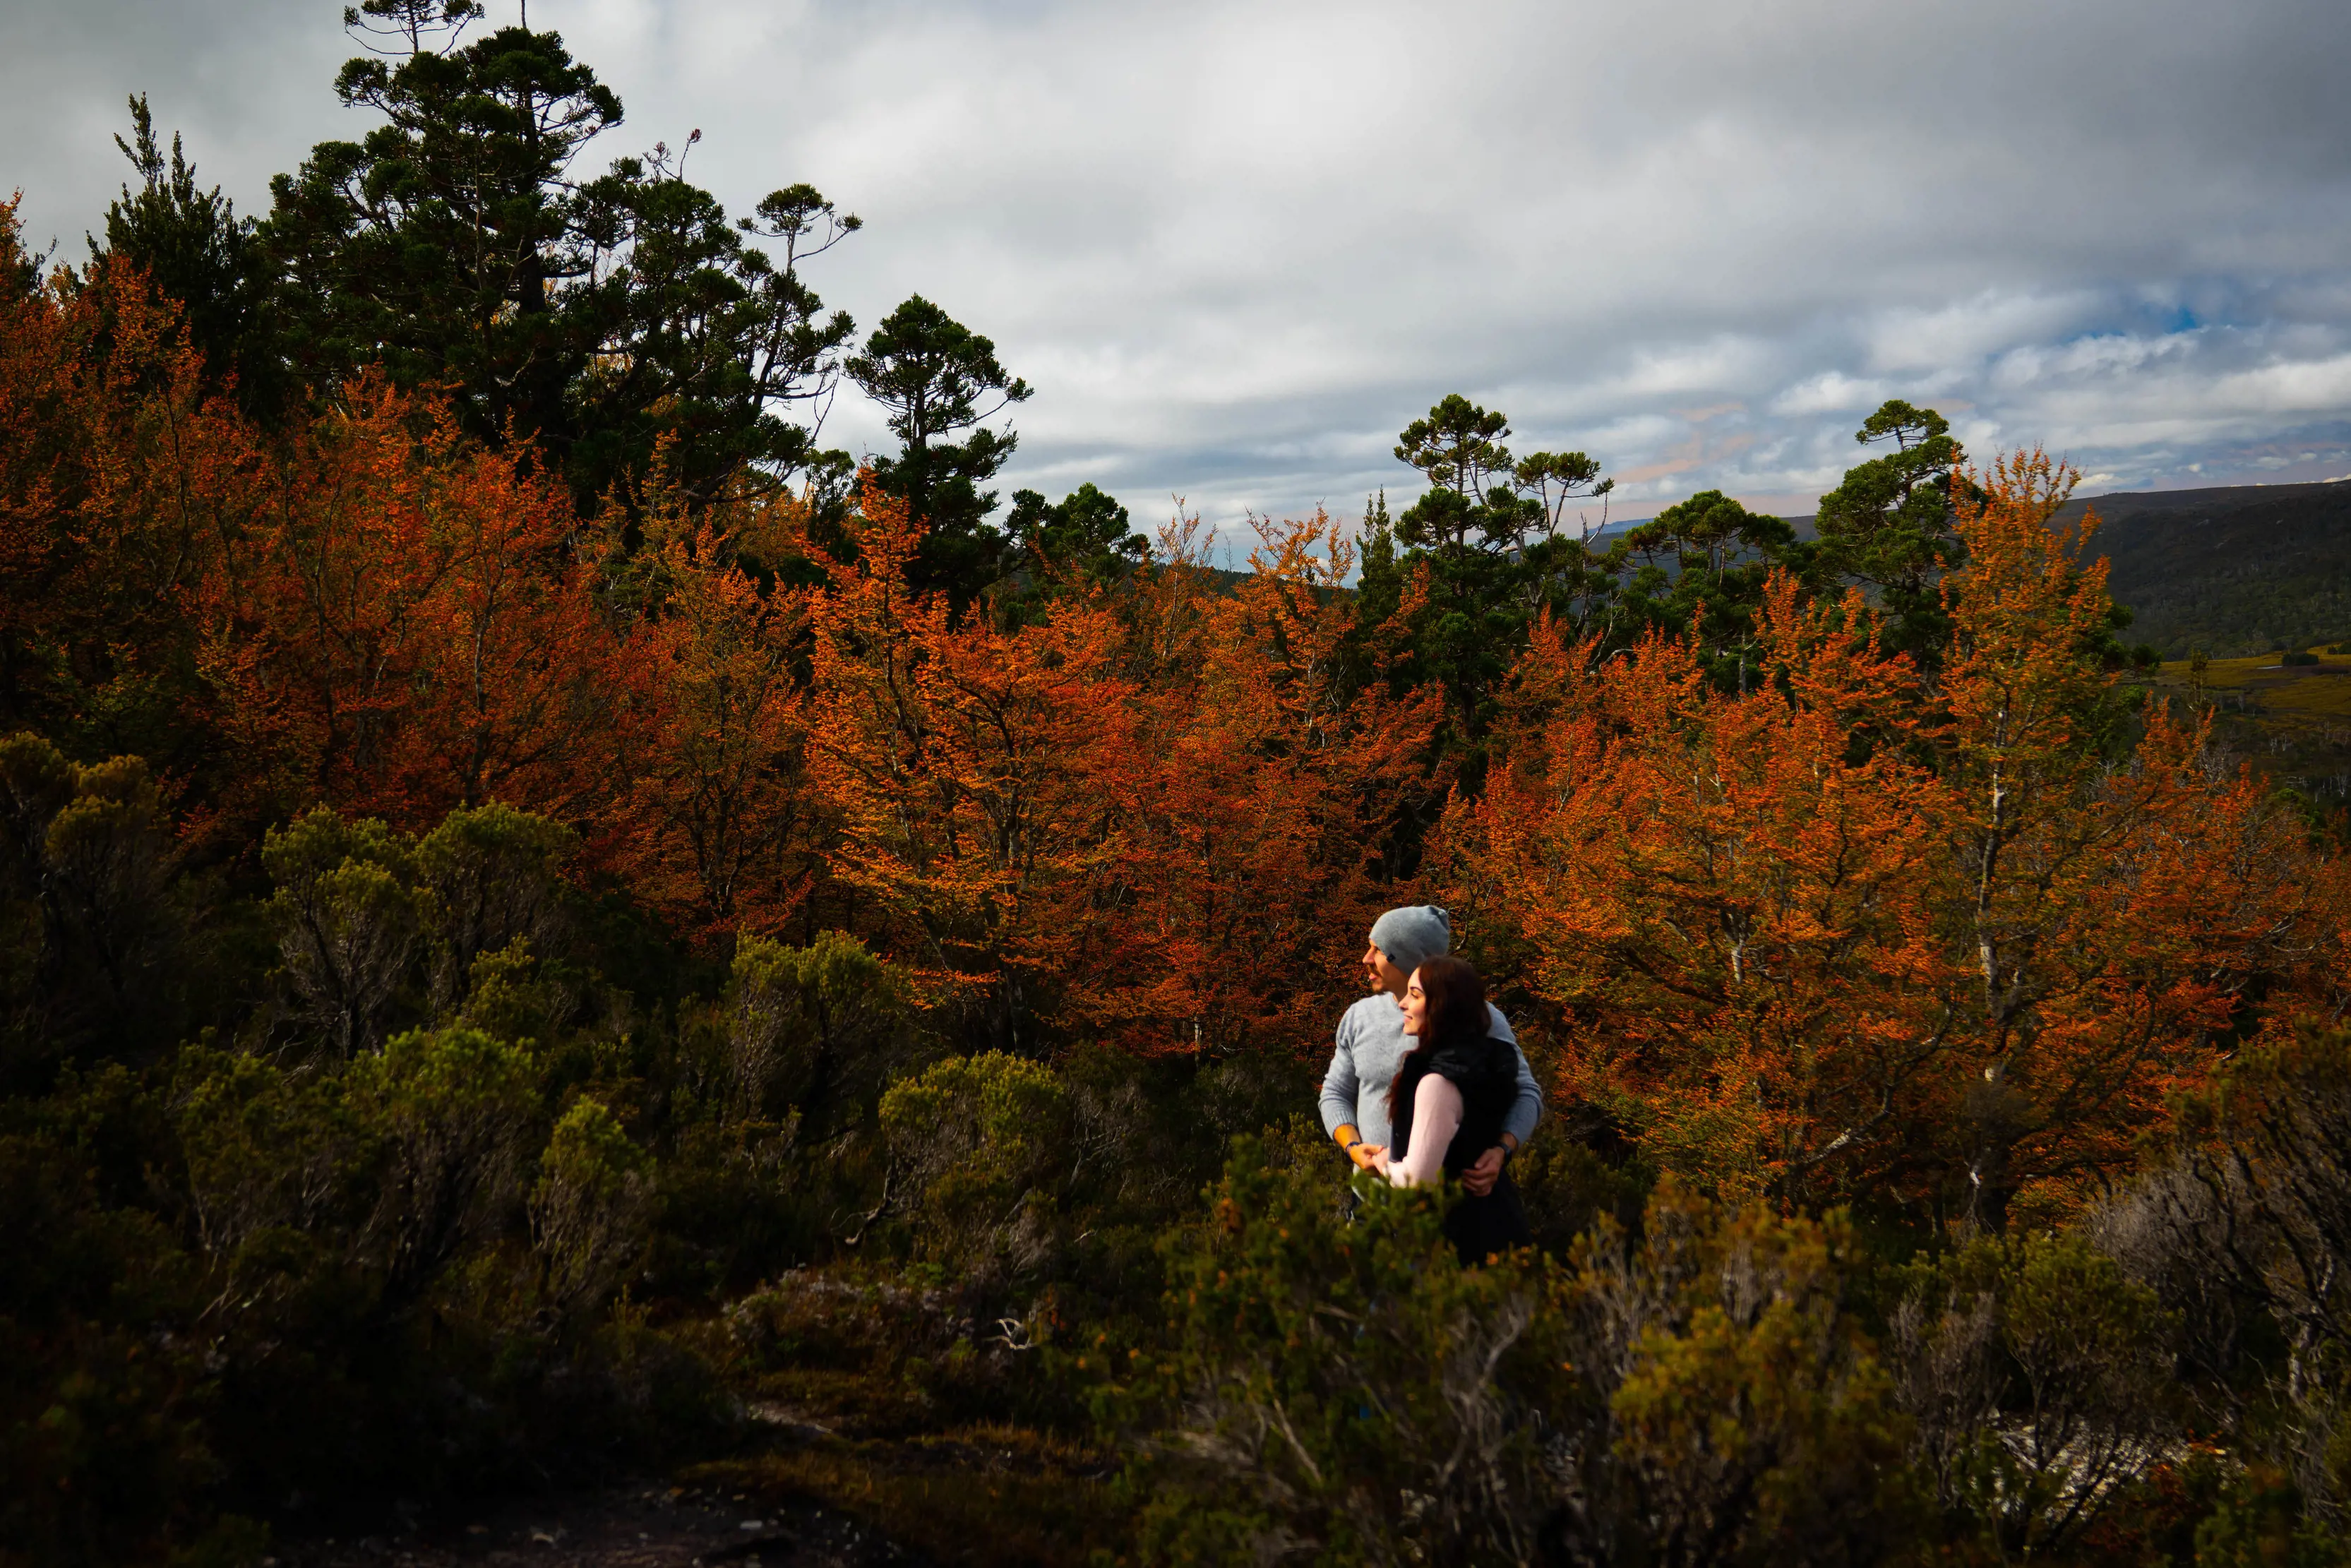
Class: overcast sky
8,0,2351,539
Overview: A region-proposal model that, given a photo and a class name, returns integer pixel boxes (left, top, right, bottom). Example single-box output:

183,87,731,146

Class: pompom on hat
1368,904,1452,974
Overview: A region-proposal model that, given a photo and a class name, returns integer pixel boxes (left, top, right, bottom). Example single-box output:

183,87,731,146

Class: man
1320,904,1540,1197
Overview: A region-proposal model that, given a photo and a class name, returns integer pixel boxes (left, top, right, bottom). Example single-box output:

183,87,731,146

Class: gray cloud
8,0,2350,539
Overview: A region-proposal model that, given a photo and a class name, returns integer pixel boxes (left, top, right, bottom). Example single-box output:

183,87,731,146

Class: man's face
1361,942,1409,998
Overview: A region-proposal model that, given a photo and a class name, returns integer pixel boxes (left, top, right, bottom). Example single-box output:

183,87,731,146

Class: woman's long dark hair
1385,955,1486,1123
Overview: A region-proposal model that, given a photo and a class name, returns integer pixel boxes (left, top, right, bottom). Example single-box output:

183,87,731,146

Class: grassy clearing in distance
2155,651,2351,717
2144,652,2351,800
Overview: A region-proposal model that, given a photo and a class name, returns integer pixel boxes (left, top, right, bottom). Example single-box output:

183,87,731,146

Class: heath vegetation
6,6,2351,1564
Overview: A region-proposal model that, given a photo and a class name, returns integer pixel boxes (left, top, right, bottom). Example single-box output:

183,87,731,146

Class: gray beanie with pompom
1368,904,1452,974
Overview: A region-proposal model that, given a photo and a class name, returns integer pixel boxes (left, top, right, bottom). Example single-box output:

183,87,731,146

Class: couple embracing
1319,904,1536,1264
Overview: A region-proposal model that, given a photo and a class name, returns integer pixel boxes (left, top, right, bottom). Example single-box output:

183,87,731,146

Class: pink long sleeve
1389,1073,1463,1187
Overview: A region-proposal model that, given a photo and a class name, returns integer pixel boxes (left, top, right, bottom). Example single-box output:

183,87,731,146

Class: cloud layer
9,0,2351,535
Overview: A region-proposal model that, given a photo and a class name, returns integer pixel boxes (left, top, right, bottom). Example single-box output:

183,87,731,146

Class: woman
1373,955,1533,1265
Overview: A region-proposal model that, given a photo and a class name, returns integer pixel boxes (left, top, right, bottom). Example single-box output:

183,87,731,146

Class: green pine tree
847,295,1033,613
261,4,859,509
88,95,283,414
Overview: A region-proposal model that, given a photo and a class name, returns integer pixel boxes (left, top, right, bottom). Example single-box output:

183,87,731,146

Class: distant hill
2069,481,2351,658
1735,479,2350,659
1305,480,2350,657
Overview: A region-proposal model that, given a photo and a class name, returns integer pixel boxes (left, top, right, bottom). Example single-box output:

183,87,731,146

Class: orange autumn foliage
6,198,2343,1210
1446,576,1956,1199
0,215,262,762
1,209,628,838
796,481,1139,1046
1079,509,1444,1057
599,484,821,939
792,493,1444,1058
1924,450,2330,1219
194,378,619,829
1445,452,2337,1219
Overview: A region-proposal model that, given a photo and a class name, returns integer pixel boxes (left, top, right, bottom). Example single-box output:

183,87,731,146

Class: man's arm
1322,1022,1384,1171
1318,1036,1360,1138
1501,1043,1543,1148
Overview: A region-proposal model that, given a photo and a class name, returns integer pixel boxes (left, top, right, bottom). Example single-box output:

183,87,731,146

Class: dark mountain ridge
2069,480,2351,657
1586,479,2350,658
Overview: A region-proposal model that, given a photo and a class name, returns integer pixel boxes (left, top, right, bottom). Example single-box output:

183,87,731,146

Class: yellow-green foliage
2196,1467,2351,1568
345,1025,538,1300
2160,651,2351,716
263,807,428,1053
1894,1231,2177,1560
0,734,179,1060
531,1096,654,1317
1596,1186,1919,1567
460,938,558,1046
1121,1154,1922,1568
259,801,583,1054
1121,1139,1572,1565
416,801,578,987
174,1043,371,1257
729,930,911,1125
880,1051,1070,1264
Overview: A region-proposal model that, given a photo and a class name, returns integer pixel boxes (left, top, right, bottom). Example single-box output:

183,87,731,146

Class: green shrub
2100,1022,2351,1521
2196,1466,2351,1567
0,1076,210,1568
1575,1183,1922,1568
1114,1137,1569,1565
345,1025,538,1303
0,734,186,1067
263,807,427,1054
261,801,584,1054
729,930,913,1128
722,1269,1011,1435
531,1096,654,1320
880,1051,1071,1274
416,801,578,1005
1115,1152,1925,1567
174,1042,373,1256
1892,1231,2177,1559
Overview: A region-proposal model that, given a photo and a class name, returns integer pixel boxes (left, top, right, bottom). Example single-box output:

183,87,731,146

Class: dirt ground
263,1369,1121,1568
273,1480,922,1568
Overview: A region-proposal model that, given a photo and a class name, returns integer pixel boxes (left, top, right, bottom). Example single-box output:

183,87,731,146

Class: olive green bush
262,807,426,1053
1114,1136,1570,1567
729,929,914,1127
880,1050,1072,1275
13,731,2351,1568
2099,1023,2351,1540
532,1096,656,1322
1891,1233,2177,1560
0,790,741,1564
0,735,186,1070
1554,1183,1922,1568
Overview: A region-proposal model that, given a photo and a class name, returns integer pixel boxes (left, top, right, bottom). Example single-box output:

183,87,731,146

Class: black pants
1444,1171,1531,1266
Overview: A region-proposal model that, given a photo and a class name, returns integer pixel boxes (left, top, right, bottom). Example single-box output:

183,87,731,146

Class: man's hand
1461,1145,1507,1196
1335,1123,1384,1173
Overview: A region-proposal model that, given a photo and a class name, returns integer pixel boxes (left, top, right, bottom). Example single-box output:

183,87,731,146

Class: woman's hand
1369,1146,1392,1176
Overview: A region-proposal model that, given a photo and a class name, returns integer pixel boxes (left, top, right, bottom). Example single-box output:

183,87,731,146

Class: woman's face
1400,969,1428,1036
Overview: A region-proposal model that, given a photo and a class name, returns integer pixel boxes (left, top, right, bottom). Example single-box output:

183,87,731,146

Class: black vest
1389,1031,1518,1175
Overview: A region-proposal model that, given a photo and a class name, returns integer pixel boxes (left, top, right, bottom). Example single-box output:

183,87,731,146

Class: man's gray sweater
1317,992,1542,1152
